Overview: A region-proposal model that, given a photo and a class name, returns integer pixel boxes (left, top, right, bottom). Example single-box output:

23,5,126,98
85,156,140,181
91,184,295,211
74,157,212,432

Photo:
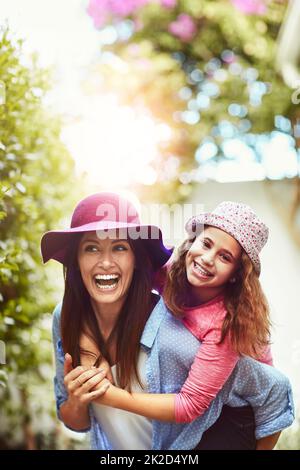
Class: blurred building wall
188,180,300,407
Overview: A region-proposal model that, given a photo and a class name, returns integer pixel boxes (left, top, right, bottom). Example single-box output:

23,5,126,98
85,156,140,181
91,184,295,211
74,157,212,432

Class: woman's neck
91,298,124,341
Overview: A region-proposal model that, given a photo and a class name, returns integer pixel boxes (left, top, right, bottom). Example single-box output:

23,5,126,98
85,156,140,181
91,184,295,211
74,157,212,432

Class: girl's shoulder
182,297,227,340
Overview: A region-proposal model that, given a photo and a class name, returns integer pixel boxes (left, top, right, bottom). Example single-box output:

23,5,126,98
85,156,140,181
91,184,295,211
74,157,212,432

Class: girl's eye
220,254,231,262
201,240,210,248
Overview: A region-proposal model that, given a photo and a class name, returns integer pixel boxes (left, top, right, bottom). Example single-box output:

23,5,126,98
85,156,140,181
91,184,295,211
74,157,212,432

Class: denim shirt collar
57,297,165,354
140,296,166,349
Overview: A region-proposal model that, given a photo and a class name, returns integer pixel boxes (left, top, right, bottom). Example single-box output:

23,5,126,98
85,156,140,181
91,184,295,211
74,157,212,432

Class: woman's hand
64,353,110,406
256,432,281,450
59,353,110,431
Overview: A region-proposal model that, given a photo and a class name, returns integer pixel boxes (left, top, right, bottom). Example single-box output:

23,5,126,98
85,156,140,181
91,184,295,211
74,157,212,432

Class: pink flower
87,0,109,28
109,0,149,16
231,0,267,15
133,17,144,31
160,0,177,8
168,14,197,42
87,0,150,28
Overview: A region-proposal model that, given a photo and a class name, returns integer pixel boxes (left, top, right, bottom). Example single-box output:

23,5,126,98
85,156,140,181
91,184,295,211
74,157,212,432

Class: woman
42,192,294,450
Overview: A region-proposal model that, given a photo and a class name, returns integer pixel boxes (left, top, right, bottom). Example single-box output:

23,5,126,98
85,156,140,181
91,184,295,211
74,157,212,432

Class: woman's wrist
60,397,90,430
67,396,89,413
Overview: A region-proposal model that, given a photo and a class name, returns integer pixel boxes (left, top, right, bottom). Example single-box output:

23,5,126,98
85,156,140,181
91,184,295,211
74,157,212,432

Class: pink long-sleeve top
175,295,273,423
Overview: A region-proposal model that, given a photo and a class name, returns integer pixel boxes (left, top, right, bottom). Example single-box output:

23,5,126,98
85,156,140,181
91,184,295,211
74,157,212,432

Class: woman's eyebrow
81,238,99,244
81,238,129,244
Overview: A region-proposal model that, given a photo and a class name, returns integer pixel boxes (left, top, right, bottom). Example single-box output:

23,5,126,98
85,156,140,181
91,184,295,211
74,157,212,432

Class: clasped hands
63,353,113,406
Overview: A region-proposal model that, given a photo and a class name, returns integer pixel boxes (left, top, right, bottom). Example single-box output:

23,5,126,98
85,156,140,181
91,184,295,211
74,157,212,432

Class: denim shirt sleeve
52,303,90,433
222,356,295,439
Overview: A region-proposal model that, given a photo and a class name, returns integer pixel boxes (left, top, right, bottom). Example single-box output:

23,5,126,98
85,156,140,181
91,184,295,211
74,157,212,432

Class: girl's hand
95,357,114,384
90,377,112,402
80,332,114,384
63,353,110,406
90,378,117,406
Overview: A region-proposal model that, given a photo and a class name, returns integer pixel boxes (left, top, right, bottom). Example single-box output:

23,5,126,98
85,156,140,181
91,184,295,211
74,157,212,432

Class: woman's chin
90,284,127,305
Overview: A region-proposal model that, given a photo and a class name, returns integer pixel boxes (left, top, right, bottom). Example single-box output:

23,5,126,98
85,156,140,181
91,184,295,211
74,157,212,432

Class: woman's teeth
94,274,119,290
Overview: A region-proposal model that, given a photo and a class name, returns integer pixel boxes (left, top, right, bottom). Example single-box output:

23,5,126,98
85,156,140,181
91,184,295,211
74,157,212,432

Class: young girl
89,201,287,449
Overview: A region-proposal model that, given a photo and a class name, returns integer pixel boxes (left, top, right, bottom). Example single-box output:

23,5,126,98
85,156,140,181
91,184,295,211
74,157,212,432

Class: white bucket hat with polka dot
185,201,269,276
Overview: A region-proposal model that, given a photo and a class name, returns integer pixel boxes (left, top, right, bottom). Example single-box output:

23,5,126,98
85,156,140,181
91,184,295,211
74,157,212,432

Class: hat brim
41,220,173,270
185,213,261,275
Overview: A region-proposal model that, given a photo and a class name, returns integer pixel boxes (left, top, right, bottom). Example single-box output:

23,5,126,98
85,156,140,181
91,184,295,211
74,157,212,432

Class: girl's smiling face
185,226,242,303
77,231,135,310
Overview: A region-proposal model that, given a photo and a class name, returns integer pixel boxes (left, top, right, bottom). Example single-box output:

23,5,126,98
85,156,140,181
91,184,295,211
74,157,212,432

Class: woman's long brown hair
60,233,155,391
163,235,271,359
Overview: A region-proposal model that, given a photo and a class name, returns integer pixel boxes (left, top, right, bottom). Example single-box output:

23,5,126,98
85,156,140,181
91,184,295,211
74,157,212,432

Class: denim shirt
52,297,294,450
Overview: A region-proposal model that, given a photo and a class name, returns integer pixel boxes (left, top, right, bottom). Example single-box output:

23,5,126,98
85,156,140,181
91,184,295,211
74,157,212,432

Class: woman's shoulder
52,302,62,336
151,291,161,308
143,295,169,332
53,301,62,317
51,302,64,360
149,293,168,316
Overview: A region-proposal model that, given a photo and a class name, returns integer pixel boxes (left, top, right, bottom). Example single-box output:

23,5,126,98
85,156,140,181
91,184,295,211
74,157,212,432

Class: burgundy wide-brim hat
41,192,173,270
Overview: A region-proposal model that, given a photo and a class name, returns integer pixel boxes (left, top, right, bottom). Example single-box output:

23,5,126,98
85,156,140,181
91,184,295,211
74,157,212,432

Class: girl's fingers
80,383,110,405
95,382,110,395
98,360,114,384
106,370,114,384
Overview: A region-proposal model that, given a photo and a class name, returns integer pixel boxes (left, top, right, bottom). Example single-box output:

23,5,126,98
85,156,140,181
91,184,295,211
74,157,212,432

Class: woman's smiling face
185,226,242,301
77,231,135,309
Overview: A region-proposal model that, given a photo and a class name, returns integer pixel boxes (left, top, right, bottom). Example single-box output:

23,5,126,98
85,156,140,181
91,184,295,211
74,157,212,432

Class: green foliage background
0,26,83,449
